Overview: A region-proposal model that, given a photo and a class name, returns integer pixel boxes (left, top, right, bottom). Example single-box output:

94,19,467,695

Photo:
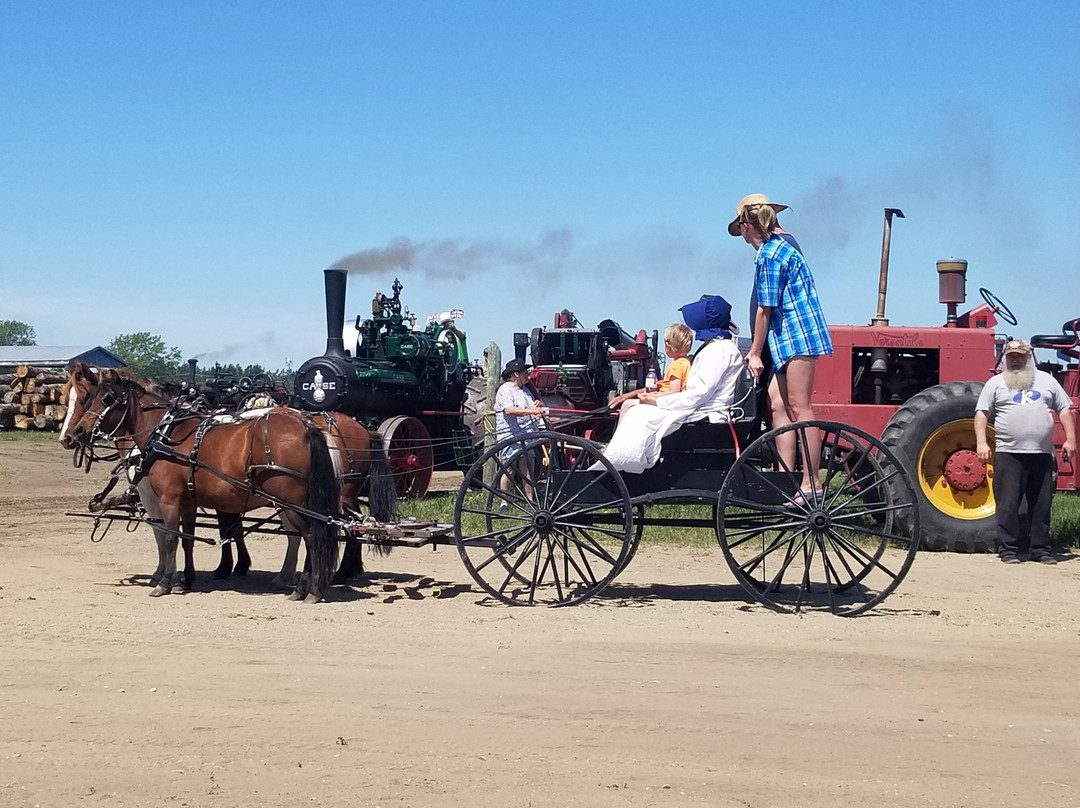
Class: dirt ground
1,439,1079,808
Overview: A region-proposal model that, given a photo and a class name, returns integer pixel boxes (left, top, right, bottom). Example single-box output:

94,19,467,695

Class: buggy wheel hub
531,510,555,534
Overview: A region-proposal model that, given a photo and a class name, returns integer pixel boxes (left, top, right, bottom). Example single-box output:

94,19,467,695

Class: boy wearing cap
601,295,745,474
494,358,546,501
975,339,1076,564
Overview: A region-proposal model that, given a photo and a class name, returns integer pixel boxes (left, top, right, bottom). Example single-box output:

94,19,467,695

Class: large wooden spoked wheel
716,420,919,617
454,431,635,606
379,415,434,499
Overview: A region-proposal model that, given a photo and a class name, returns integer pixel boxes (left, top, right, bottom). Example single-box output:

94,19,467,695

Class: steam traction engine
293,270,483,497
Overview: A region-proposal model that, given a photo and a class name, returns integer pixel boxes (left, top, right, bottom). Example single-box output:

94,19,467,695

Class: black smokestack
323,269,347,359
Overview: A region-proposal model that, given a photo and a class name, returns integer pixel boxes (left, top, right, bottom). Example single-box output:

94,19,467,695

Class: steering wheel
252,372,274,391
979,287,1017,326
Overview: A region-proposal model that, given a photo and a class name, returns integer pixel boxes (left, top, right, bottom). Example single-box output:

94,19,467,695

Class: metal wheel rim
916,419,995,520
717,420,920,617
454,431,634,606
379,416,434,499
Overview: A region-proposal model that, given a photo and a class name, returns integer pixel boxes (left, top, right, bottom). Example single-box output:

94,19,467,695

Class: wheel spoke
822,527,901,580
718,420,919,616
551,522,622,568
455,431,633,607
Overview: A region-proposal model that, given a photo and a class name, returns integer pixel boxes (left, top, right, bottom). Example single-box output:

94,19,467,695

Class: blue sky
2,1,1078,372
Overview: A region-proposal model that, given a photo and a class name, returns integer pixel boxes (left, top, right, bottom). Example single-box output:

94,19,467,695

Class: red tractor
814,209,1078,551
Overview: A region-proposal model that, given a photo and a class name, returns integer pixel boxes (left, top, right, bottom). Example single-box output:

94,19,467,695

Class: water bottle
644,368,658,393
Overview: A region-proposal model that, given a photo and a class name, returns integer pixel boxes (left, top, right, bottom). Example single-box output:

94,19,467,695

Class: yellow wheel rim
916,419,995,520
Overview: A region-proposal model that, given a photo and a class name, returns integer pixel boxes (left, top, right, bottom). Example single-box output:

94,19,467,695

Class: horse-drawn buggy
451,360,920,616
62,351,920,617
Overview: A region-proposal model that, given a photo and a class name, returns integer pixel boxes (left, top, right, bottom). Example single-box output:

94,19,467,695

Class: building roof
0,345,127,369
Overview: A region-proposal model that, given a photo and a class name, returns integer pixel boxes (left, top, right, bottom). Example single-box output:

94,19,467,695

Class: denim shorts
498,442,536,462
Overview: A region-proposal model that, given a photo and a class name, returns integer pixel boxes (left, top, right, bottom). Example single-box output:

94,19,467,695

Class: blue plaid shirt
754,236,832,367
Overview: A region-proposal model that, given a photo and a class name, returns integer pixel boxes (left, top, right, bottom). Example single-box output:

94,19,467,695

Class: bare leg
777,357,821,495
518,454,536,502
767,374,796,472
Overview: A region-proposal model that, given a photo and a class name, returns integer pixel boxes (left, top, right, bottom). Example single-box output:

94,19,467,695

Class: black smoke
329,229,573,281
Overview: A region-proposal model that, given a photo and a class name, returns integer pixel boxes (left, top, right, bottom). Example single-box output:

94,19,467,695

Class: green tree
0,319,36,346
107,332,184,381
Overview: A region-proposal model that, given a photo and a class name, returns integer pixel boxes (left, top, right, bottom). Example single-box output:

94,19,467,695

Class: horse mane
93,366,154,397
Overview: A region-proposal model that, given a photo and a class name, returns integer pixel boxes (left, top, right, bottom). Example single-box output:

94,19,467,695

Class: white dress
600,339,746,473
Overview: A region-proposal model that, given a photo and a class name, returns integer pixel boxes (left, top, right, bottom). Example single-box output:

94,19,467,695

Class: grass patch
0,430,60,442
398,494,718,551
1052,491,1080,549
397,487,1080,550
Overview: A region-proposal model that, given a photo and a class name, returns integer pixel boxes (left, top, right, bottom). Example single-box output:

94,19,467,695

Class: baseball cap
1003,339,1031,355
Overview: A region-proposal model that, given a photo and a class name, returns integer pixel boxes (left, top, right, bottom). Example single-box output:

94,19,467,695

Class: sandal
786,489,819,509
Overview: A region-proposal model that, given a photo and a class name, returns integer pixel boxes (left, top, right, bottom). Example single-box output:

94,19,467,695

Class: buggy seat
623,364,765,501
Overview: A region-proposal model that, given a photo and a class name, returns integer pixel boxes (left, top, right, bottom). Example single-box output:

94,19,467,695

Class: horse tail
366,433,399,524
305,424,341,595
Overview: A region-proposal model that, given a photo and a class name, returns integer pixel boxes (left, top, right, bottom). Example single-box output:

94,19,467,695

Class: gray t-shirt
494,382,538,442
976,369,1072,454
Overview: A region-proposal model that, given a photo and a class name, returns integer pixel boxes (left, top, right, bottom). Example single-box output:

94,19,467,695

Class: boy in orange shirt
610,323,693,417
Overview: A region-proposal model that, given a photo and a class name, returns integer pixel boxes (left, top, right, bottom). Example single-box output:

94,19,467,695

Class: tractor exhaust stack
872,207,905,327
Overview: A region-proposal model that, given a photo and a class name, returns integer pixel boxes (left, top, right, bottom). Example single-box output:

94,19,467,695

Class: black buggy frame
453,368,920,616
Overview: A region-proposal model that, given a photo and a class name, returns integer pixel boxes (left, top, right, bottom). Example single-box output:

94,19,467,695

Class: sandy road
1,439,1079,807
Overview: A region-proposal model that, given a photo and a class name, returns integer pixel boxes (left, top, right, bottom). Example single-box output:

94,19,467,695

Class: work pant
992,451,1055,558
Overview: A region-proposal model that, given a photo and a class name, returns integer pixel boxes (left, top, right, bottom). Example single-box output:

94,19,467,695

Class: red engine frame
811,303,1078,492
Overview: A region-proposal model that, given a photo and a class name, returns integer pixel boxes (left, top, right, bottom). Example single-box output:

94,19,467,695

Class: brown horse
62,364,396,592
64,369,343,602
219,410,398,587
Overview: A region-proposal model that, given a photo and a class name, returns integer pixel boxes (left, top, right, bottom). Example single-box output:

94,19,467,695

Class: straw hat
727,193,790,236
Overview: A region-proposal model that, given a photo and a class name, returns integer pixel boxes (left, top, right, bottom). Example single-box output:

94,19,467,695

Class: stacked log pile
0,365,70,430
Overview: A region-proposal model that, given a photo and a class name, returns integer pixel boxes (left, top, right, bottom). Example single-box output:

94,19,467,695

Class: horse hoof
212,569,230,580
286,589,305,602
304,592,324,604
149,585,169,597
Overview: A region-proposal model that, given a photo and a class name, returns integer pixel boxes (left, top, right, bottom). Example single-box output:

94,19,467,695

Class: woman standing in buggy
600,294,746,473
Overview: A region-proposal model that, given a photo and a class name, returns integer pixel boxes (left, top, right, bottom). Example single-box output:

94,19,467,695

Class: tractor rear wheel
881,381,997,552
462,375,487,447
379,415,435,499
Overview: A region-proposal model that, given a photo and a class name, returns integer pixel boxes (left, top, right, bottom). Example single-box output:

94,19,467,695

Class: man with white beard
975,339,1076,564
